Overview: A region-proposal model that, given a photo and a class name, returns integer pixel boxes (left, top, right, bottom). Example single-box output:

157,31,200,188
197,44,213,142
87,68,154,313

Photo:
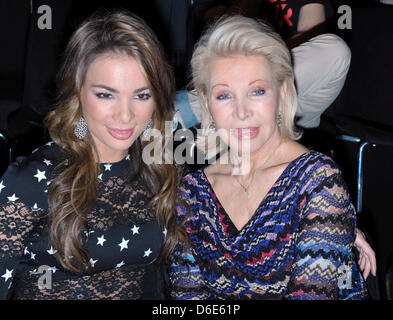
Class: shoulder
179,169,206,195
301,150,341,180
2,141,65,181
281,147,346,197
0,141,65,210
287,145,340,177
293,151,355,218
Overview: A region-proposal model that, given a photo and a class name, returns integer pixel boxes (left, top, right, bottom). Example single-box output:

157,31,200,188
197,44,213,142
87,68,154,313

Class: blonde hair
191,15,301,156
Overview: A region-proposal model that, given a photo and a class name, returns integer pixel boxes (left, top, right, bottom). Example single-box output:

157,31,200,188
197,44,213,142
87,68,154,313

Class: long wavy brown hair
45,9,189,273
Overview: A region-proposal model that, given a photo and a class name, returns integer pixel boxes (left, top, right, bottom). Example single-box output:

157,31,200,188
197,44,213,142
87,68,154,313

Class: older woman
0,10,187,299
170,15,368,299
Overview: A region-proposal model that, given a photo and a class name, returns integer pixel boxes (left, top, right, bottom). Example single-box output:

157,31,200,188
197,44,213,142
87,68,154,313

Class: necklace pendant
244,191,248,198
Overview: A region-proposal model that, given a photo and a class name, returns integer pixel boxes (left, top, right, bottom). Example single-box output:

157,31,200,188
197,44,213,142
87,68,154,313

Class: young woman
0,10,187,300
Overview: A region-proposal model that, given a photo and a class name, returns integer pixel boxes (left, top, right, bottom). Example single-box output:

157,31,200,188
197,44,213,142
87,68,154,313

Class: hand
354,228,377,280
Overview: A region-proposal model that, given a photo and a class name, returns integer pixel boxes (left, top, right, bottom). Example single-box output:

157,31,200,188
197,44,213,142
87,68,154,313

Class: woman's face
205,55,283,155
80,54,154,163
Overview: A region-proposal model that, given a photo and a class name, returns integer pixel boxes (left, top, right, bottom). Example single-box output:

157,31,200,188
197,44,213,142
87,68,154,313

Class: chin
229,137,264,153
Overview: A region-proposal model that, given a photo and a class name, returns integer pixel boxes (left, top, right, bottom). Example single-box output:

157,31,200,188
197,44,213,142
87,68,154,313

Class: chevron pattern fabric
170,151,368,300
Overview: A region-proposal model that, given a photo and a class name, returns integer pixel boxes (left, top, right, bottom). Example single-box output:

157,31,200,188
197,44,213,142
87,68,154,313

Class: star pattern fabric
0,142,167,300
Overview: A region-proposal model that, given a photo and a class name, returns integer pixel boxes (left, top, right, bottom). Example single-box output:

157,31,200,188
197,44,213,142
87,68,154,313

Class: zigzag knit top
170,150,368,300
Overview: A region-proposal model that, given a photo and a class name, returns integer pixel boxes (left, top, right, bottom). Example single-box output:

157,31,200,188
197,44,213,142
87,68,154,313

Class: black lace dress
0,142,167,299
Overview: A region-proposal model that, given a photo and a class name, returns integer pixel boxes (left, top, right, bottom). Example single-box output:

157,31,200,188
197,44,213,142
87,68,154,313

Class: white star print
46,141,54,147
47,246,57,255
30,252,36,260
104,164,112,171
34,169,47,182
125,154,130,160
131,225,139,235
1,269,13,282
144,248,152,257
49,266,57,274
29,269,38,275
98,174,103,181
43,159,52,166
0,180,5,193
116,261,125,268
97,235,106,246
32,203,42,212
24,247,30,255
118,238,129,252
90,258,98,267
7,194,19,202
163,227,167,238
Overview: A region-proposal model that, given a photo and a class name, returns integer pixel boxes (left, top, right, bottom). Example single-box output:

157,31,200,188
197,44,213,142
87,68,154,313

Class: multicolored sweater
170,151,368,300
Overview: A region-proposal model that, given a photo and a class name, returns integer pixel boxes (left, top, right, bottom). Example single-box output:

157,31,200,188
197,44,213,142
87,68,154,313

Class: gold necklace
233,141,281,199
234,171,256,199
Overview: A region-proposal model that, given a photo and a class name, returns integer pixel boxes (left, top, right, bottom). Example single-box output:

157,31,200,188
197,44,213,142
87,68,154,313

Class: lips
231,127,260,139
107,127,134,140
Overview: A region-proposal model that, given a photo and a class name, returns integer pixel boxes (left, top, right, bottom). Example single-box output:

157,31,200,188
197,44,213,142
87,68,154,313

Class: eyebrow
211,83,229,90
211,79,269,90
91,85,150,94
249,79,268,86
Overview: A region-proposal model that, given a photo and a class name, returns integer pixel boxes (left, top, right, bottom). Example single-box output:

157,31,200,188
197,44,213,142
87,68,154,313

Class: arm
0,163,38,299
297,3,325,34
355,229,377,280
169,178,213,300
285,172,368,300
285,3,326,49
169,244,212,300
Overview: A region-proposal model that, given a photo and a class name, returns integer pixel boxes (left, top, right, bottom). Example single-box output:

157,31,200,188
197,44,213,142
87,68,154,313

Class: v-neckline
200,150,311,237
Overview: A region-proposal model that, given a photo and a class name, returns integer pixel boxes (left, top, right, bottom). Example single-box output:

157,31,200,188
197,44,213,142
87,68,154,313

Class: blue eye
96,92,112,99
252,88,265,96
216,93,230,100
135,93,151,100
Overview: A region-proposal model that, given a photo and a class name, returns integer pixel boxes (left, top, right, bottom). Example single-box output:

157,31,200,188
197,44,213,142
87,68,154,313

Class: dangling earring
208,121,216,133
142,118,153,140
277,114,282,127
74,117,87,139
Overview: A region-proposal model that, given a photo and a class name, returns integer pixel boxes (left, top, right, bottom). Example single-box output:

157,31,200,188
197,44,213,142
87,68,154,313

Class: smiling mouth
231,127,260,139
107,127,134,140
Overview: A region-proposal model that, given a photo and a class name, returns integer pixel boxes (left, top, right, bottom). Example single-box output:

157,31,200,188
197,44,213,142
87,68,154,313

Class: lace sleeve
0,157,47,299
0,202,37,299
284,173,368,300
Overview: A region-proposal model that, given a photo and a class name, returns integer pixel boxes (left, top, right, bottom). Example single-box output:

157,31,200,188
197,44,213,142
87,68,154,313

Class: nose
234,97,252,121
114,99,134,123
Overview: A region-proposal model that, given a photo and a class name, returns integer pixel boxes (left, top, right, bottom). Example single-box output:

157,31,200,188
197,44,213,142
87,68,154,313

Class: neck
230,132,282,180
